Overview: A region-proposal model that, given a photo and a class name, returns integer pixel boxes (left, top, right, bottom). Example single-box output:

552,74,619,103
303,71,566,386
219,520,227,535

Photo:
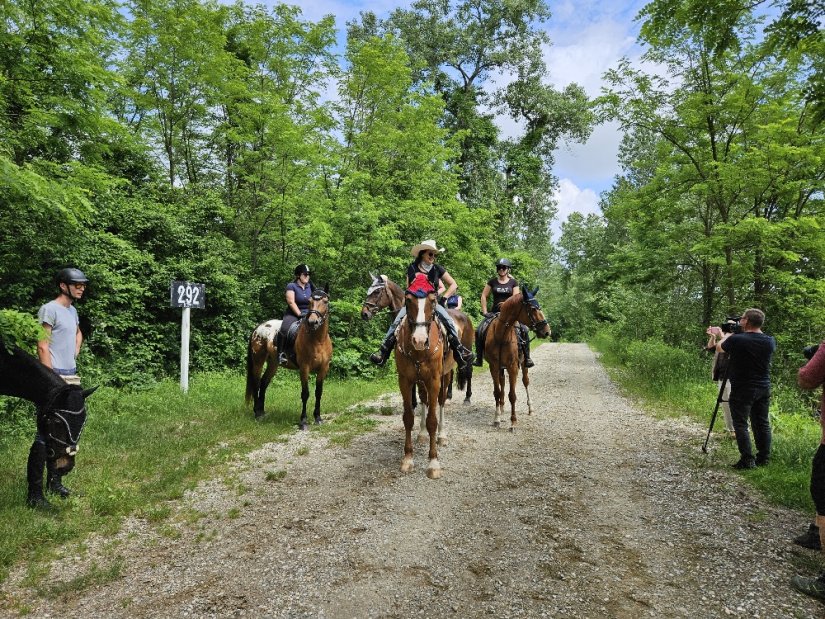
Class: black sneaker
791,574,825,601
732,457,756,470
794,523,821,550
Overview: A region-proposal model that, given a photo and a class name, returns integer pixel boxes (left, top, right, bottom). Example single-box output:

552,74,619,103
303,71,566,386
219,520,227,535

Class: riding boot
26,442,52,510
449,334,475,369
523,343,535,368
370,335,396,366
46,460,71,498
519,326,534,368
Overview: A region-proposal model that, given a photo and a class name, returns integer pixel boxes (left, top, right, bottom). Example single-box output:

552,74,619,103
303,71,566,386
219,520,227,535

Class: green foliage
0,311,45,354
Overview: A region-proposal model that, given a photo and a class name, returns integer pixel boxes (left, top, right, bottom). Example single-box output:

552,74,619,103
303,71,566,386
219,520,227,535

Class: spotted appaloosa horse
482,289,550,431
360,274,473,407
245,288,332,430
0,345,96,477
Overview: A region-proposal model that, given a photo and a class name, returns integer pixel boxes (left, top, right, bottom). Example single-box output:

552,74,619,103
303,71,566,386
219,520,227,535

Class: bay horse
360,274,473,406
394,281,454,479
0,345,96,477
482,289,550,431
245,288,332,431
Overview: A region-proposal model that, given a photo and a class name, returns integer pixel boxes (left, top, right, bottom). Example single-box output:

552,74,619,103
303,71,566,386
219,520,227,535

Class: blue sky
261,0,652,235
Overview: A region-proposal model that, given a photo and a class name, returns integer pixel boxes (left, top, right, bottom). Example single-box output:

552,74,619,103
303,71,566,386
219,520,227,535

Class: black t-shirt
721,332,776,389
487,276,517,311
406,262,446,291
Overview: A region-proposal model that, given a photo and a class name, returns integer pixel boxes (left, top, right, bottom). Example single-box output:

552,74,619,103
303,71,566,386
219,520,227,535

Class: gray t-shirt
37,300,79,372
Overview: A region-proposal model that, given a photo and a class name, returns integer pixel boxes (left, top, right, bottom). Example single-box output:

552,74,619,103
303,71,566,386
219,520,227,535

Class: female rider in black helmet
475,258,534,368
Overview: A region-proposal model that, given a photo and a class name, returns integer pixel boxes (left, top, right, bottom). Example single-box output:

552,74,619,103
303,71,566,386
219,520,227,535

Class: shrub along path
1,343,821,617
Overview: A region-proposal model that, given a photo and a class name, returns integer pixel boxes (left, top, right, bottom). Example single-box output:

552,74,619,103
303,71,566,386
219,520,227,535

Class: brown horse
395,286,454,479
360,273,473,406
245,288,332,430
483,288,550,431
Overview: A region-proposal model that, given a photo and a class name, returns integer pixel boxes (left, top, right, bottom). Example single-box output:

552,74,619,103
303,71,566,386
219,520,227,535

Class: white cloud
551,178,600,239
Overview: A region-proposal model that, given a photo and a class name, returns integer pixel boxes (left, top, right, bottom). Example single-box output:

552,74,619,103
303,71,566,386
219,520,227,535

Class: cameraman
790,340,825,601
705,317,740,437
717,308,776,469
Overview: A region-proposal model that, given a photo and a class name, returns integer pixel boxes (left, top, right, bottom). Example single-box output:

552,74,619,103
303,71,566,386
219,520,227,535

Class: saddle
277,319,303,364
475,313,527,361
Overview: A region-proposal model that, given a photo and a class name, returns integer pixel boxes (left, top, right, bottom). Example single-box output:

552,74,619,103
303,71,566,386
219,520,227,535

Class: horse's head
520,287,551,339
306,287,330,331
361,273,388,320
38,384,97,474
404,288,437,351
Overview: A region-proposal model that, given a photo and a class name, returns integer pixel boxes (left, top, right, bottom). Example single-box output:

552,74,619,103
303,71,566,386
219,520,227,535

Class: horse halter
362,280,387,316
522,297,548,332
305,292,329,330
44,405,87,457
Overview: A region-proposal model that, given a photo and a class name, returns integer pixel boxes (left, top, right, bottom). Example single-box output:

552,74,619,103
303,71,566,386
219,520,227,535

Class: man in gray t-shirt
27,268,89,509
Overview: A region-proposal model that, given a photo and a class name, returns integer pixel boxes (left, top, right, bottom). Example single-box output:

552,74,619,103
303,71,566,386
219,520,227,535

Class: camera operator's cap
410,240,444,257
726,315,741,323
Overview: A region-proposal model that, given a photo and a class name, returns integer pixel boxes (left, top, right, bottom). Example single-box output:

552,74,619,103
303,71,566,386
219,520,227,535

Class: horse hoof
437,437,448,447
492,421,501,429
299,423,308,431
400,458,414,473
463,398,471,405
314,417,323,425
254,410,264,419
416,434,428,445
426,464,442,480
509,426,516,433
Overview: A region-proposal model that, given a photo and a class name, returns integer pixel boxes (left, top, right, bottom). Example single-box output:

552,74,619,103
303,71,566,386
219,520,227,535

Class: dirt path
3,343,822,618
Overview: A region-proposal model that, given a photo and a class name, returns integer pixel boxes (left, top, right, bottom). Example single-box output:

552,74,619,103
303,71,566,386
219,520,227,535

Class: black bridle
305,292,329,331
42,405,87,457
522,298,549,332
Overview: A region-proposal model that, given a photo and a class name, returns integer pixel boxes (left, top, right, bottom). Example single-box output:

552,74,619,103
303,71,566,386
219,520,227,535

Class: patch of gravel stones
2,343,823,618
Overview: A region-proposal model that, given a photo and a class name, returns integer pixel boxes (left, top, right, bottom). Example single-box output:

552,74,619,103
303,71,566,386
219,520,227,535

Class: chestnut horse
395,286,455,479
360,274,473,406
482,289,550,431
245,288,332,430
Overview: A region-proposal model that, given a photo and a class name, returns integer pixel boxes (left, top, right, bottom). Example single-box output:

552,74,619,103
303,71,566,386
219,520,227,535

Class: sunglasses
426,252,436,258
70,283,87,289
497,266,508,270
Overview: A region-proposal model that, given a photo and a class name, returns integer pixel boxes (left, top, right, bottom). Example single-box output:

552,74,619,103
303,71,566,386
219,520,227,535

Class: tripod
702,367,730,454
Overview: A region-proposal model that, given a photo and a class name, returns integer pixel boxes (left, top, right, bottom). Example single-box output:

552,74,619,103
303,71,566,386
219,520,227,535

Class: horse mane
0,346,70,408
500,293,524,313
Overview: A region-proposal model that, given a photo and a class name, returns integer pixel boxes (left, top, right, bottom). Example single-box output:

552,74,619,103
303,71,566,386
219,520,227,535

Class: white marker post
170,281,206,393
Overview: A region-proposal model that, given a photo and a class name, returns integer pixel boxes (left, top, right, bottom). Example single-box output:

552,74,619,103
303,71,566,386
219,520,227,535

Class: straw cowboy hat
410,239,445,257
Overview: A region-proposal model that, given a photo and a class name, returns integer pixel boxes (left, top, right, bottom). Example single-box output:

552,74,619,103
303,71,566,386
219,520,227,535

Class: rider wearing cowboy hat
369,240,474,369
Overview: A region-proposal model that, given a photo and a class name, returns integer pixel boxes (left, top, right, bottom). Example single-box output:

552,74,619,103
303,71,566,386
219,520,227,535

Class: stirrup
278,352,289,365
370,349,389,366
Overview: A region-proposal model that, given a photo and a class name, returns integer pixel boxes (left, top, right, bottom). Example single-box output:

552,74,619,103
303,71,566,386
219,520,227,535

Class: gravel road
3,343,823,618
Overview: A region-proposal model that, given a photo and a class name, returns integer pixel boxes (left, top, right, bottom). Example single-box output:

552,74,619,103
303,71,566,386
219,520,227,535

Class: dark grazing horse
361,274,473,406
245,288,333,431
482,289,550,431
0,345,96,476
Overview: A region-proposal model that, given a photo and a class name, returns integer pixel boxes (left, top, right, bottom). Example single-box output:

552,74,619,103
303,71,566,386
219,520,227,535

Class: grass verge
0,370,396,588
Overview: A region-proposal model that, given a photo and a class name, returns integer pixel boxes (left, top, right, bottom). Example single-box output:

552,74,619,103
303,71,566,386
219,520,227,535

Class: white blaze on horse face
412,297,428,349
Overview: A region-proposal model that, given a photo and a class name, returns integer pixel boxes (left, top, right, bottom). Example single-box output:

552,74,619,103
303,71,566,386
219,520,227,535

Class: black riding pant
729,385,771,462
811,444,825,516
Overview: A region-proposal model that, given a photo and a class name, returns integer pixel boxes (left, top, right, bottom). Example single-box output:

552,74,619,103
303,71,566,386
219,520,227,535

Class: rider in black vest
475,258,534,368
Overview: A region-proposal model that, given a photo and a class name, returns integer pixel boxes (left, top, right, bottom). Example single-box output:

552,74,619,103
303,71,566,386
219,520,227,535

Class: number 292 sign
170,281,206,309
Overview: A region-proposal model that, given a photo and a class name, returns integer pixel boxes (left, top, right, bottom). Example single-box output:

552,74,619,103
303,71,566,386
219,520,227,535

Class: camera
720,316,742,335
803,344,820,360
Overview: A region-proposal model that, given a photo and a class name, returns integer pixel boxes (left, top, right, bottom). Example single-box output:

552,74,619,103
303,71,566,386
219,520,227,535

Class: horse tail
457,361,471,391
245,331,256,406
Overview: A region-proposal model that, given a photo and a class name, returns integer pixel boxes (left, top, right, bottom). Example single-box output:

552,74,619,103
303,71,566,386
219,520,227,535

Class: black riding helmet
294,264,310,277
57,268,89,285
495,258,512,269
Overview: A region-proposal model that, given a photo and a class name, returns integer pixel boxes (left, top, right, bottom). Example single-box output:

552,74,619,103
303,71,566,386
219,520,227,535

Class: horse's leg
508,362,519,432
256,354,278,418
425,377,442,479
400,376,416,473
411,384,417,411
313,366,328,425
491,363,503,428
447,370,453,400
417,381,429,445
437,374,448,447
299,367,310,431
522,364,532,415
464,366,472,405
